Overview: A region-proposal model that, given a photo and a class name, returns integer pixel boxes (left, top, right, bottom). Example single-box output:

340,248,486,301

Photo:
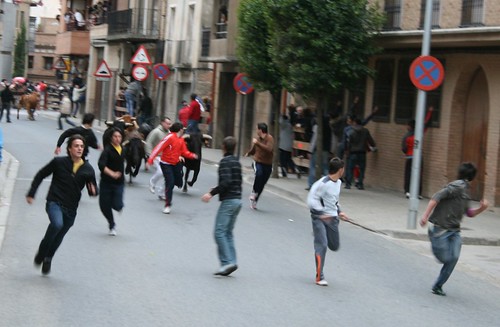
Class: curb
0,151,20,251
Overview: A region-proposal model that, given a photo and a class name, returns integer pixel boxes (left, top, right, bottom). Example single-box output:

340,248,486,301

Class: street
0,114,499,326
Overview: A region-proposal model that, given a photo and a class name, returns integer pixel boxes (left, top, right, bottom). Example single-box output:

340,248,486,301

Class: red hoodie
147,132,196,165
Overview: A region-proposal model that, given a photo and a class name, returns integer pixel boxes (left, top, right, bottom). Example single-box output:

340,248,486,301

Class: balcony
55,30,90,56
107,8,160,42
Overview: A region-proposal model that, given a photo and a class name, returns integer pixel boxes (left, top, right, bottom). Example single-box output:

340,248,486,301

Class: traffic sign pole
408,0,433,229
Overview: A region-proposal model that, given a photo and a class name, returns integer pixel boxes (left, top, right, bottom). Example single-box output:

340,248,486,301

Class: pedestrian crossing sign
93,60,112,78
130,45,152,65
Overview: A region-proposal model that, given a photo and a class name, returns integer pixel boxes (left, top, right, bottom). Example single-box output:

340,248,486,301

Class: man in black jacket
202,136,242,276
0,82,15,123
54,113,101,159
26,135,98,275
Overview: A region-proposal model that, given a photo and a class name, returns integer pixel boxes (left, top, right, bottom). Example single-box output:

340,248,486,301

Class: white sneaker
316,279,328,286
163,206,171,214
405,192,410,199
149,182,155,194
108,228,117,236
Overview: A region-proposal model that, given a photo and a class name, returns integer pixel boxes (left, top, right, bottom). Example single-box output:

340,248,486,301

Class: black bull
182,132,212,192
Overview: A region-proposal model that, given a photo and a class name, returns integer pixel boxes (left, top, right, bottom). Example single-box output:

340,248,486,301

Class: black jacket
27,156,98,210
98,144,125,185
57,126,99,158
209,154,242,201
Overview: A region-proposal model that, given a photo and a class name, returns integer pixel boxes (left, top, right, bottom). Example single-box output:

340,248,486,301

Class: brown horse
17,92,40,120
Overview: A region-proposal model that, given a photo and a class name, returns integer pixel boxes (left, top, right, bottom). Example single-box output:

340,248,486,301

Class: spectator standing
402,106,433,198
98,128,125,236
307,114,332,189
279,108,298,178
145,117,172,200
124,79,142,116
420,162,489,296
74,10,86,30
201,136,242,276
147,122,197,214
307,157,349,286
344,118,376,190
178,100,190,128
138,90,153,125
0,81,15,123
186,93,201,134
245,123,274,210
71,84,86,117
26,135,98,275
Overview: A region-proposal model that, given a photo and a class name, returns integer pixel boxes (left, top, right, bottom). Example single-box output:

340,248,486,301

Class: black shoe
41,257,52,275
7,121,12,123
356,185,365,190
34,252,44,267
345,185,351,189
305,187,311,191
432,286,446,296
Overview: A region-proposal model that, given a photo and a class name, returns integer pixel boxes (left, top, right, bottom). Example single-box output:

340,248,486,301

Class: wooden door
462,69,488,200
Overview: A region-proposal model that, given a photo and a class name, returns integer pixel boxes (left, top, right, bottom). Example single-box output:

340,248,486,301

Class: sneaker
250,199,257,210
214,264,238,276
316,279,328,286
149,182,155,194
344,185,351,189
249,192,256,201
432,286,446,296
158,195,166,201
405,192,410,198
108,228,117,236
163,206,171,214
41,257,52,275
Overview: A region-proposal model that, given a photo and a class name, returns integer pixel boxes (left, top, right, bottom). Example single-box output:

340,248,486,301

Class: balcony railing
383,0,401,31
215,23,227,39
461,0,484,27
107,8,160,40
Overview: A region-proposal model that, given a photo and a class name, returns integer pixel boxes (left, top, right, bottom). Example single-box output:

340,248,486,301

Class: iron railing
461,0,484,27
107,8,160,39
383,0,401,31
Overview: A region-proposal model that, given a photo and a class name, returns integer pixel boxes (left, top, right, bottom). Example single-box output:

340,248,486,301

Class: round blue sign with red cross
409,56,444,91
233,73,254,95
153,63,170,80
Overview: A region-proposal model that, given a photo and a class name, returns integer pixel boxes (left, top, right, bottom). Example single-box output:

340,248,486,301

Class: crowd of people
59,2,112,31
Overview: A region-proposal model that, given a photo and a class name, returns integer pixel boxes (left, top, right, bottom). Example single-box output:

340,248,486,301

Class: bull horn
105,121,114,127
122,140,130,146
125,123,134,127
202,134,213,140
182,134,190,139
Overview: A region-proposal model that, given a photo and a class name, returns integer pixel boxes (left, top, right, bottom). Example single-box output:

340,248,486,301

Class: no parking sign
409,56,444,91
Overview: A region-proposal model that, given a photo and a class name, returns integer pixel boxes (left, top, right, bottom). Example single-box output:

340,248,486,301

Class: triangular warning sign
130,45,152,65
53,58,67,70
93,60,112,78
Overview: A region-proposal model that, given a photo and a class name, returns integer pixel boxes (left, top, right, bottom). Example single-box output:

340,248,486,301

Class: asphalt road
0,115,499,326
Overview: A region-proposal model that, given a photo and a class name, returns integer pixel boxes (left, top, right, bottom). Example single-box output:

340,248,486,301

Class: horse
17,92,40,121
181,132,212,192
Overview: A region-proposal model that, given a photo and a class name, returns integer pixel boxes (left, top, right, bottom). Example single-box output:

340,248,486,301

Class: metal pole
237,94,245,159
407,0,433,229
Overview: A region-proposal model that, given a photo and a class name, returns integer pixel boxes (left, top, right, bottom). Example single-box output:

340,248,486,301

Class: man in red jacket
147,122,198,214
186,93,201,134
178,100,190,128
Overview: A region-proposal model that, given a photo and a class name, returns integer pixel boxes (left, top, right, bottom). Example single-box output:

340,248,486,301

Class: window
43,57,53,70
372,59,395,122
383,0,401,31
461,0,484,27
395,58,442,126
216,0,228,39
28,56,34,69
419,0,441,29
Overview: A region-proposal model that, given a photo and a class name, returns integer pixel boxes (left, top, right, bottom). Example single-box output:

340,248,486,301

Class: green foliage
237,0,282,94
13,20,27,78
237,0,384,98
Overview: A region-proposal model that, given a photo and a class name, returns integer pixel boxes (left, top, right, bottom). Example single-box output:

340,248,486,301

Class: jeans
37,201,77,259
186,119,200,134
308,150,330,187
124,92,136,116
99,181,124,229
252,162,272,202
279,149,296,177
0,103,11,122
346,152,367,187
429,226,462,289
58,113,76,130
214,199,242,266
312,214,340,281
160,162,183,207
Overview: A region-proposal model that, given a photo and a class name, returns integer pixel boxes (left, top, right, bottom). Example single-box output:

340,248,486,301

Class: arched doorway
461,68,489,200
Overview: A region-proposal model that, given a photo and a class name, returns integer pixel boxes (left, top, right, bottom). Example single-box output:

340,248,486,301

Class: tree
237,0,285,178
13,20,27,78
265,0,384,179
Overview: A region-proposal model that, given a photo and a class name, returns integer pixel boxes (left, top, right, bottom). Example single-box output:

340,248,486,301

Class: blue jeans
160,162,183,207
99,181,124,229
429,226,462,289
124,92,136,116
214,199,242,266
37,201,77,259
0,103,11,122
186,119,200,134
346,152,367,187
312,214,340,281
308,150,330,187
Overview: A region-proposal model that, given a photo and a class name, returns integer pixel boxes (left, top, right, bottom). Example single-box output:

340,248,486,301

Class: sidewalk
200,147,500,246
10,109,500,246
